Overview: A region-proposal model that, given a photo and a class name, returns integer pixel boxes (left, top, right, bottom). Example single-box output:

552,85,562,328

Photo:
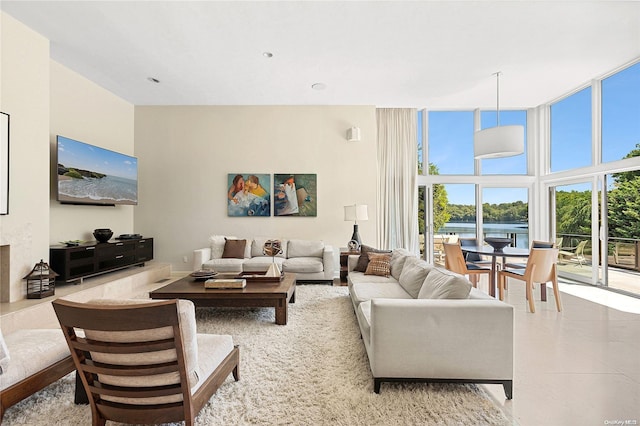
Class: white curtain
376,108,419,252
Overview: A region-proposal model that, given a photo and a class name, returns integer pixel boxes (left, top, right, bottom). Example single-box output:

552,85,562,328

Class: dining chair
52,298,240,426
459,238,493,267
503,240,555,269
498,247,561,313
443,242,491,288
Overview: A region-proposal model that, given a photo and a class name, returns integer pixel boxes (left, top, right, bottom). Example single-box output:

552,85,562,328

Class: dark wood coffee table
149,273,296,325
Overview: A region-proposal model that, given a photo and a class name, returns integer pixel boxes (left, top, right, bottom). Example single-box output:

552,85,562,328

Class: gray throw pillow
354,245,392,272
418,267,472,299
398,257,433,298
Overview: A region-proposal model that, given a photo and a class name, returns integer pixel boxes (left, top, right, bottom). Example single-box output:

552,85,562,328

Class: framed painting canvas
0,112,8,215
227,173,271,216
274,174,317,216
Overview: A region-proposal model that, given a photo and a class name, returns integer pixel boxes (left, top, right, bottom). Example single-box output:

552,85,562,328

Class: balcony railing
557,233,640,272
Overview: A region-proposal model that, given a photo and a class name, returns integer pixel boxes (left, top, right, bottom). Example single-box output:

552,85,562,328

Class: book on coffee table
204,278,246,289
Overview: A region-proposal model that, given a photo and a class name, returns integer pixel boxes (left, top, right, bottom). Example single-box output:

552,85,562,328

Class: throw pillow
364,253,392,277
222,238,247,259
354,245,392,272
398,257,433,298
418,267,472,299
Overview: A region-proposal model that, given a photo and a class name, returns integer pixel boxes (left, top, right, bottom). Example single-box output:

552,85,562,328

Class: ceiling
2,1,639,108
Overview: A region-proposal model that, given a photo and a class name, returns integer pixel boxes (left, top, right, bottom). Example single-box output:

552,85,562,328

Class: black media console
50,238,154,283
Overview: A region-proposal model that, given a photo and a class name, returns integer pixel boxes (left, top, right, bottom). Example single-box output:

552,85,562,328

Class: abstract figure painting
227,173,271,217
274,174,317,216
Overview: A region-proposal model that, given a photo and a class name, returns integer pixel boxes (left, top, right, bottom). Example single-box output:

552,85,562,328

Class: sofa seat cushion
418,266,472,299
282,257,323,273
348,271,399,286
356,300,371,345
0,329,70,391
243,256,284,273
202,258,244,272
287,239,323,258
398,257,433,298
350,282,412,307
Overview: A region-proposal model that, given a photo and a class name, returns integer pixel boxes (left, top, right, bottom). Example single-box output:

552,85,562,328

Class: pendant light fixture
474,72,524,159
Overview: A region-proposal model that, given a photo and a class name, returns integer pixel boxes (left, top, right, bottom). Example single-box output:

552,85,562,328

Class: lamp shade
474,125,524,159
344,204,368,222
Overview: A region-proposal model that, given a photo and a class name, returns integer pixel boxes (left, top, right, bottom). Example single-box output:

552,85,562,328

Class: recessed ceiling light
263,52,273,58
311,83,326,90
147,77,160,83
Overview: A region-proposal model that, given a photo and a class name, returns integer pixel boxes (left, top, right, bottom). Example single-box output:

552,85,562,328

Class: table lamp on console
344,204,368,249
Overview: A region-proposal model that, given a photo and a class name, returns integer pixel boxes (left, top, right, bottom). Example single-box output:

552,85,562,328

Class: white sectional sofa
193,236,334,282
348,248,514,399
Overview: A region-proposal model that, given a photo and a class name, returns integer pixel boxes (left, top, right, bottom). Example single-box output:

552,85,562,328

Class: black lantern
24,259,58,299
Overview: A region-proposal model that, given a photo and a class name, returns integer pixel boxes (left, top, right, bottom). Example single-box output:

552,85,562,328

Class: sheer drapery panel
376,108,419,253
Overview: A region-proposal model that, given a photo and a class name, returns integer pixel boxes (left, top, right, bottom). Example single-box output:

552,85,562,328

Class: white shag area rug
3,285,508,425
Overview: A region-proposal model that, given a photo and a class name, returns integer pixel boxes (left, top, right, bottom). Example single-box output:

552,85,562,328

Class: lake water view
437,222,530,249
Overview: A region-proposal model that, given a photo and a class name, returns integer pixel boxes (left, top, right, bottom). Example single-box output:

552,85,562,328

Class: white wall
49,61,135,244
0,13,50,302
134,106,378,273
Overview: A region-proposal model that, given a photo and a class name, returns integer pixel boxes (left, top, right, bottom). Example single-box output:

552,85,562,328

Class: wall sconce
346,127,361,142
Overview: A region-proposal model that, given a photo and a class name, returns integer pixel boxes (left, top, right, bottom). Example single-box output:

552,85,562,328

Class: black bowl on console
93,228,113,243
484,237,513,252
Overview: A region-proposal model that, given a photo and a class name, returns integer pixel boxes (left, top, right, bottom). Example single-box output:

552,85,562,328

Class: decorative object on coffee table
93,228,113,243
263,239,282,277
485,237,513,251
24,259,58,299
344,204,368,246
190,269,218,281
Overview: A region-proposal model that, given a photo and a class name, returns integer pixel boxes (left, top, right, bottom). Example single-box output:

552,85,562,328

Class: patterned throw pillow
364,253,392,277
355,245,392,272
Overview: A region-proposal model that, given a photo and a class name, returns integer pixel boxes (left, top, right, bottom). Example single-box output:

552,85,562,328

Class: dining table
460,245,530,298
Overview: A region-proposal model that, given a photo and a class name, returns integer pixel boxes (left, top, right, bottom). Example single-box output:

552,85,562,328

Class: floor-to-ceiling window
420,109,531,263
419,59,640,296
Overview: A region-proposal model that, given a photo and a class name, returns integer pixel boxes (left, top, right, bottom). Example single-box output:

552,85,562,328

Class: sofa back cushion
398,257,433,298
354,245,392,272
390,248,414,280
287,239,323,258
251,237,288,258
418,266,472,299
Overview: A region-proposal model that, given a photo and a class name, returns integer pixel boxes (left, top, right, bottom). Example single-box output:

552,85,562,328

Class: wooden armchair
52,298,239,426
443,242,491,287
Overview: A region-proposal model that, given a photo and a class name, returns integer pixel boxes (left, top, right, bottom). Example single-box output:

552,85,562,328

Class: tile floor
478,277,640,425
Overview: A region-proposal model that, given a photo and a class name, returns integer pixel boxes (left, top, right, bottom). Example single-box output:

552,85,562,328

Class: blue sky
57,136,137,180
422,62,639,205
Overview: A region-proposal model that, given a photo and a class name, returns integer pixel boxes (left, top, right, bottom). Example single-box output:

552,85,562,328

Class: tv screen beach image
56,136,138,205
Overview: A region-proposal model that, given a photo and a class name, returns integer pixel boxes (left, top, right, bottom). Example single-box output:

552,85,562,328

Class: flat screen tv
56,135,138,206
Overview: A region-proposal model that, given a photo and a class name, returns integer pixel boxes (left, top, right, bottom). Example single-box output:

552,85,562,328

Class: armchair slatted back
52,299,195,426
